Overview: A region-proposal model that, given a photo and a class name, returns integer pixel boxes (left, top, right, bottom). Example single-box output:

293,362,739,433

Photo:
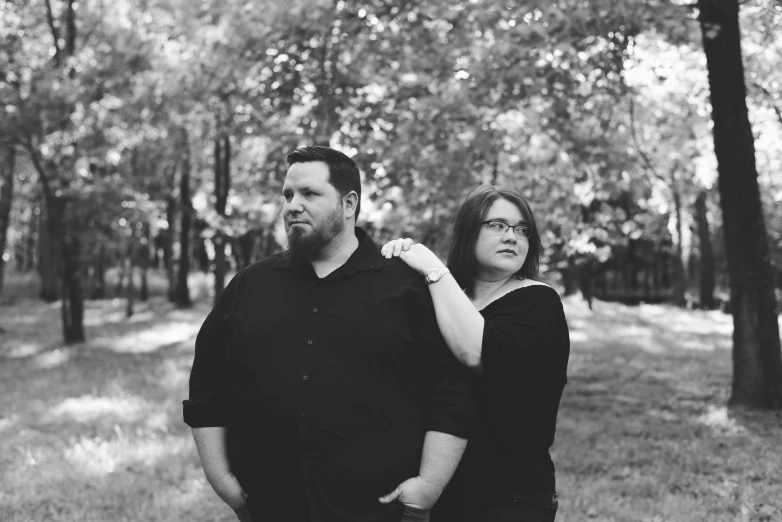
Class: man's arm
184,269,252,520
192,427,251,520
378,431,467,509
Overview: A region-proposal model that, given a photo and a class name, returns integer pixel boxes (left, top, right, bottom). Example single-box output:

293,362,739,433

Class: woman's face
474,198,529,281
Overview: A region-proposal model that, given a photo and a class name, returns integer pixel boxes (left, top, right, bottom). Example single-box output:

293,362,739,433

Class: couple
183,146,570,522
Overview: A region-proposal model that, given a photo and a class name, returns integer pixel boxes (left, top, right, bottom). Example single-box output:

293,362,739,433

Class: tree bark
670,180,688,307
57,197,85,344
65,0,76,57
140,223,150,302
699,0,782,408
213,134,230,304
22,206,37,271
37,196,60,302
165,195,176,302
176,131,193,308
695,190,715,309
115,249,127,295
125,240,135,318
0,145,15,294
90,244,106,299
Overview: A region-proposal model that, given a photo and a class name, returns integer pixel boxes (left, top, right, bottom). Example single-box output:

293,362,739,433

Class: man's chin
287,231,319,259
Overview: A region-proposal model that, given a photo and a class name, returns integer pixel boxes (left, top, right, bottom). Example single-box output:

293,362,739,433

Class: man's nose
286,195,304,213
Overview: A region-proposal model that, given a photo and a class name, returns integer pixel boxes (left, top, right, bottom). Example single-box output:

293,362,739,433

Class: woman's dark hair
287,146,362,216
447,185,543,296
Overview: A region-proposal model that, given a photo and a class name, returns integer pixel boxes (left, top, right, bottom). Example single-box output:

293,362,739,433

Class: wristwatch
425,267,450,285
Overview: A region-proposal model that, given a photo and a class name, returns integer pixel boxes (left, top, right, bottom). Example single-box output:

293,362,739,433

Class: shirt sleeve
182,269,247,428
481,286,569,395
410,282,476,439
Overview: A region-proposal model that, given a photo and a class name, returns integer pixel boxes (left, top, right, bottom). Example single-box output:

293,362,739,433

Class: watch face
427,269,440,282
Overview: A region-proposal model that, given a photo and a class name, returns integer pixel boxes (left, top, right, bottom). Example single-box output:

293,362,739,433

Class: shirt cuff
182,400,230,428
425,411,472,439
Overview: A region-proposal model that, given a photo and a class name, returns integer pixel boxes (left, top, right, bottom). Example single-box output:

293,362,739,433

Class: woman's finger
402,238,414,251
378,487,403,504
393,239,405,257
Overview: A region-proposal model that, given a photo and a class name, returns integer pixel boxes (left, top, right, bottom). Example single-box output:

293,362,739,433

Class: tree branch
753,80,782,128
65,0,76,57
628,96,666,184
22,135,53,202
43,0,61,65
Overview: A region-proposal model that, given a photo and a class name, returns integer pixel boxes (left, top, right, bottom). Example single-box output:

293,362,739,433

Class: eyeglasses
481,220,530,239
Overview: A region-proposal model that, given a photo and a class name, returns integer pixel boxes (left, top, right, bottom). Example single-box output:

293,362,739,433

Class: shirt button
312,308,317,312
302,375,308,381
299,412,305,418
307,340,313,345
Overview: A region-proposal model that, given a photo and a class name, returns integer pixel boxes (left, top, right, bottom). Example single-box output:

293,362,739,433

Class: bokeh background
1,0,781,520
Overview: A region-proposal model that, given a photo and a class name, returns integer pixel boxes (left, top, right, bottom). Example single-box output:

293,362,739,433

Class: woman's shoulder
482,280,563,312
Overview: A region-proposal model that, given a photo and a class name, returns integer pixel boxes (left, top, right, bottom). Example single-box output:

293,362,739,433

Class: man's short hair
287,146,361,217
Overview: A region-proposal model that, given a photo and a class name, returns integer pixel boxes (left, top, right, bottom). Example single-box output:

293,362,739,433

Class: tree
698,0,782,408
0,144,14,293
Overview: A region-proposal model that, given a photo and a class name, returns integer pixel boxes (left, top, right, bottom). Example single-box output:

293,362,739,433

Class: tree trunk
57,197,85,344
140,223,150,302
670,181,688,307
699,0,782,408
22,206,37,271
176,131,193,308
90,244,106,299
194,218,210,273
38,196,60,302
695,190,715,309
0,145,15,294
125,240,135,318
561,257,579,296
213,134,230,304
115,251,127,295
165,195,177,302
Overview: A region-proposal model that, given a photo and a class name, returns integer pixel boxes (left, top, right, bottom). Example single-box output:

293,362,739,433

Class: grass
1,271,781,521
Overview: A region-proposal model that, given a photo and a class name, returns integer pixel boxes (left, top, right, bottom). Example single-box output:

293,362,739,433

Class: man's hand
378,476,443,511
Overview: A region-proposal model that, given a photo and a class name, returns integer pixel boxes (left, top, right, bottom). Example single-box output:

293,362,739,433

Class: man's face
282,161,345,258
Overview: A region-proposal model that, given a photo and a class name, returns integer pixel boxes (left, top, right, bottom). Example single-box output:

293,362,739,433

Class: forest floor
1,272,781,522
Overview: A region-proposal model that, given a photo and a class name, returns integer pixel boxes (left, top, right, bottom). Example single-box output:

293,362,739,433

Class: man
183,146,473,522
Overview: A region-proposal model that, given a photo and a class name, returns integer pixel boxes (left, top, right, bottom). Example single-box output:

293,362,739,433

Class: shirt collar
273,227,383,276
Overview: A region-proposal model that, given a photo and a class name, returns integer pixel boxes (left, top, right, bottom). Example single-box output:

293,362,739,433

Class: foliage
0,0,781,312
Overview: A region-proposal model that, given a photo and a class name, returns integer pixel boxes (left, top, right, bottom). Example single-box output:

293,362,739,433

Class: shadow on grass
0,296,237,521
2,293,781,522
555,297,782,522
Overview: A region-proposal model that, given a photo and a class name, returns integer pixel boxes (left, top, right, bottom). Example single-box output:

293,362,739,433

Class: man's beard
286,206,345,260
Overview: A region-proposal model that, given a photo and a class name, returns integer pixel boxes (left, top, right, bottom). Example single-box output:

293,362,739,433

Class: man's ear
343,191,359,219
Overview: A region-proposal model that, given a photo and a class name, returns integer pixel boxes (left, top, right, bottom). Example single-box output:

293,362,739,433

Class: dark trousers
478,492,558,522
247,497,430,522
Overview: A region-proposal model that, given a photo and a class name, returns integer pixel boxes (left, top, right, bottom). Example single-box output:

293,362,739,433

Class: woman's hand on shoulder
381,237,415,259
381,238,445,277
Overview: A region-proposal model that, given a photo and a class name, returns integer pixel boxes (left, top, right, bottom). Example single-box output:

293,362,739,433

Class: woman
379,185,569,522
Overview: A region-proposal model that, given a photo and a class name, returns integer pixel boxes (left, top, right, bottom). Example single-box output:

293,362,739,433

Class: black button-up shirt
183,228,474,522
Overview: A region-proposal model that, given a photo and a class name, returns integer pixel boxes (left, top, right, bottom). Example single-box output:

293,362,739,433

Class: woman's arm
382,241,485,371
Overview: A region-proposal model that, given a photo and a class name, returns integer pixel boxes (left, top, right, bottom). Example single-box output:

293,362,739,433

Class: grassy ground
1,272,781,521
